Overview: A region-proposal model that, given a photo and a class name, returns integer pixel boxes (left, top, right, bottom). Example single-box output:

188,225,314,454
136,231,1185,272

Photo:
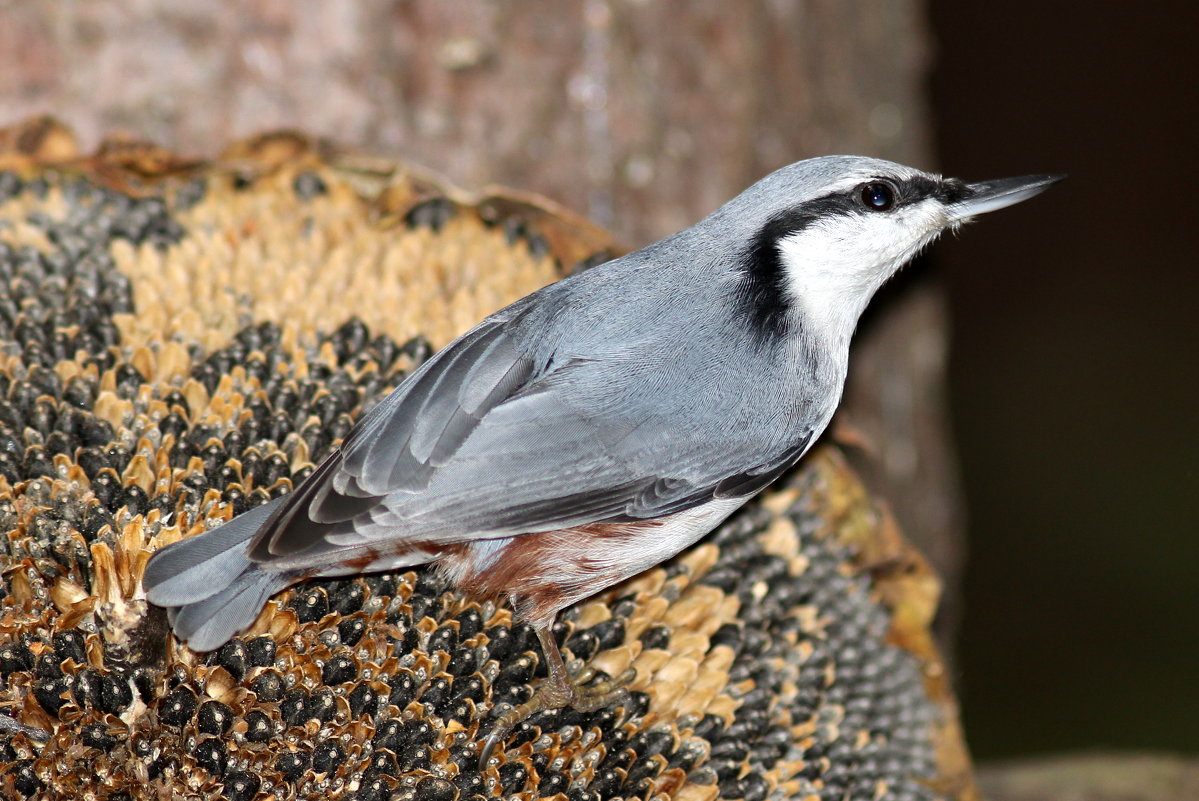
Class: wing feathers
231,305,814,575
713,434,812,499
403,328,494,465
244,319,545,564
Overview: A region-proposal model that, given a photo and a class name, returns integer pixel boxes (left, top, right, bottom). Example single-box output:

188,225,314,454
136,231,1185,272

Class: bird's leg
480,623,635,765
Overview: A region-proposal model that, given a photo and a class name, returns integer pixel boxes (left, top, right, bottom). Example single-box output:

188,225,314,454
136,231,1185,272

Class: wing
248,315,535,561
352,382,814,538
249,313,816,571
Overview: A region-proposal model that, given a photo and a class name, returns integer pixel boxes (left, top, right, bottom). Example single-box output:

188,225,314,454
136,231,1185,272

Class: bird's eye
859,181,897,211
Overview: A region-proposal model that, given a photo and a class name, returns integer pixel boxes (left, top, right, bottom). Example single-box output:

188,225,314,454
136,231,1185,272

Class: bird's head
711,156,1062,346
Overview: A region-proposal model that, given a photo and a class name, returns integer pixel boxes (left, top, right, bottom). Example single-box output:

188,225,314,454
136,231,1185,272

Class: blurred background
1,0,1195,793
931,0,1199,764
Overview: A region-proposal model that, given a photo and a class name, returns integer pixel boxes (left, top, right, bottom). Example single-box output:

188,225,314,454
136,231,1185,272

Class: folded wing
246,312,811,572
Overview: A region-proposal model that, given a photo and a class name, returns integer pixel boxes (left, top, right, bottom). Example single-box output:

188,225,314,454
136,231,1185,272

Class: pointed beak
949,174,1065,221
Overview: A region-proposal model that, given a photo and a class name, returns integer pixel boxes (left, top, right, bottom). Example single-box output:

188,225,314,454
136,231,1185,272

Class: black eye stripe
853,175,973,211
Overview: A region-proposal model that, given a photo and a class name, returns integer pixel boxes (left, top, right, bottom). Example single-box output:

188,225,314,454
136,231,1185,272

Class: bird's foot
479,664,636,766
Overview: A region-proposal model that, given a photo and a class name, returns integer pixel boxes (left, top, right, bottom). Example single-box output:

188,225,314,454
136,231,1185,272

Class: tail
143,497,294,652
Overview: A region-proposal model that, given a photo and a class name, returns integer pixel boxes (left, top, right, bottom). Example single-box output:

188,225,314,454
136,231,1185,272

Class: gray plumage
144,156,1061,653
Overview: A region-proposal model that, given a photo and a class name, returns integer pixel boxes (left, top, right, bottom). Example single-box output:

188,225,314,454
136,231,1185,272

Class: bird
143,155,1060,761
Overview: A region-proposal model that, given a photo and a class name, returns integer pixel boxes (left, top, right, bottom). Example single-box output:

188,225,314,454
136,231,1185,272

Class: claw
477,626,636,768
478,726,505,768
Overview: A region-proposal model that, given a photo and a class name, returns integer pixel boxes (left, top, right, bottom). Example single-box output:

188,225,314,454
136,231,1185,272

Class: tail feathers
167,568,292,652
143,497,293,652
143,497,281,607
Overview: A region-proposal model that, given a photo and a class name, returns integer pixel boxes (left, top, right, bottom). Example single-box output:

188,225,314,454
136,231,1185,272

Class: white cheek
776,210,942,342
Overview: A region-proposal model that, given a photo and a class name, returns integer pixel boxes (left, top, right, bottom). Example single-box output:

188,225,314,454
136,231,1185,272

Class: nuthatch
144,156,1060,761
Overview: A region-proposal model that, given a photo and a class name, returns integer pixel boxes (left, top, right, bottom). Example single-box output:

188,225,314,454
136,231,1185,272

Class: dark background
929,2,1199,757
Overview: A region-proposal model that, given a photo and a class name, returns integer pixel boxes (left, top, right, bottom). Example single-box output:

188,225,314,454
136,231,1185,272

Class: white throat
775,206,945,349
